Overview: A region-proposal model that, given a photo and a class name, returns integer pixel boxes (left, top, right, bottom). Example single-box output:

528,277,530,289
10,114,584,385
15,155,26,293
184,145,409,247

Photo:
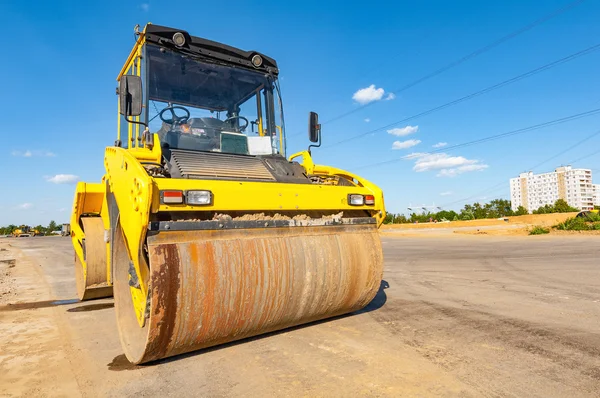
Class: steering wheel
159,105,191,125
224,116,249,132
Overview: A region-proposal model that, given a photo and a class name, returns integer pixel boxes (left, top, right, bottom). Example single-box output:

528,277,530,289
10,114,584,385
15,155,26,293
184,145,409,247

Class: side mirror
119,75,143,117
308,112,320,143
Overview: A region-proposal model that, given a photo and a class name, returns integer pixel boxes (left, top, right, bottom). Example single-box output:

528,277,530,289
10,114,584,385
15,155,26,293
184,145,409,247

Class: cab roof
144,24,279,75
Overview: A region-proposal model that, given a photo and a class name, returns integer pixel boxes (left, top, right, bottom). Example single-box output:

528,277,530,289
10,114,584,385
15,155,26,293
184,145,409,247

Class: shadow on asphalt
0,298,80,311
67,303,114,312
0,299,115,313
107,280,390,370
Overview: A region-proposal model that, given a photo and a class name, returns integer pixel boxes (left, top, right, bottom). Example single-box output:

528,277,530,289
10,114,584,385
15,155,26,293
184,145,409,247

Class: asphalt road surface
1,235,599,397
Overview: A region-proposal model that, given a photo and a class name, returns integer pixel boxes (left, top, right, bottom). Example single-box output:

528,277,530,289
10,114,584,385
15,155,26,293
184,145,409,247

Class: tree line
384,199,581,224
0,220,59,235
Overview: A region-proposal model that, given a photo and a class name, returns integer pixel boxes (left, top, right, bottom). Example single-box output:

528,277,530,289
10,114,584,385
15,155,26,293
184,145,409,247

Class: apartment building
510,166,594,212
594,183,600,207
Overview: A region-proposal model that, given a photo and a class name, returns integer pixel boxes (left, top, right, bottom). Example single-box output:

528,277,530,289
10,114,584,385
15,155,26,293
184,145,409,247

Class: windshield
145,44,285,156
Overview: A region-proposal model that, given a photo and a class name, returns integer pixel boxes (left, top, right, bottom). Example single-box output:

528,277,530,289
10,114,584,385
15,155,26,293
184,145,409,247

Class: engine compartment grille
169,150,276,181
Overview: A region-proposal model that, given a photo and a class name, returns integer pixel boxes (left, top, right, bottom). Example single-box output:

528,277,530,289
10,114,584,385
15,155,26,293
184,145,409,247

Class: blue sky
1,0,600,225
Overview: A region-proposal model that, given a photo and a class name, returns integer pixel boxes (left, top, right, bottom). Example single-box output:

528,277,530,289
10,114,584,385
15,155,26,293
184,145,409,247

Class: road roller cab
70,23,385,364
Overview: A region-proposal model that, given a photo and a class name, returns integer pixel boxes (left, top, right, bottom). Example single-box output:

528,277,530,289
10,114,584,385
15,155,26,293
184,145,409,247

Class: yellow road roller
70,23,385,364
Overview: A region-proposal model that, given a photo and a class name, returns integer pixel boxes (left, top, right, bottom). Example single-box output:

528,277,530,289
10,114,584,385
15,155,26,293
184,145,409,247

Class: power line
566,147,600,165
353,108,600,171
323,42,600,148
322,0,587,125
528,130,600,170
439,127,600,208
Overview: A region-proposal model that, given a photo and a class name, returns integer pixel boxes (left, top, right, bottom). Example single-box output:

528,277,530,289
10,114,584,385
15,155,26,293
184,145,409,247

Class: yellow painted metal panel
105,146,153,325
153,178,375,210
69,182,106,282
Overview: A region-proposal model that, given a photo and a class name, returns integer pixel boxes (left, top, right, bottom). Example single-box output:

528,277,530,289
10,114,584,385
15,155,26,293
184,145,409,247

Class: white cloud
436,164,489,177
407,152,488,177
364,118,371,123
140,3,150,11
403,152,426,160
46,174,80,184
433,142,447,148
12,150,56,157
58,207,68,212
392,139,421,150
440,191,453,196
352,85,385,104
413,153,476,172
385,93,396,101
17,203,33,210
12,150,32,157
387,125,419,137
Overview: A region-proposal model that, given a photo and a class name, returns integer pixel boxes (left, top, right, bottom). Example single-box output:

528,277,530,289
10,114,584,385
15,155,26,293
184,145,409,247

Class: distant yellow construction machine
70,23,385,364
12,225,32,238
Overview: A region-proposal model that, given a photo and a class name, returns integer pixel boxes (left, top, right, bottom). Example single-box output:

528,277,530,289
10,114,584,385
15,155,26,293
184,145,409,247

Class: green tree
533,204,553,214
47,220,58,233
394,214,408,223
488,199,513,217
483,202,497,219
469,202,489,219
460,204,474,220
0,225,17,235
33,225,46,235
553,199,578,213
384,213,409,224
383,213,395,224
436,210,458,221
514,206,528,216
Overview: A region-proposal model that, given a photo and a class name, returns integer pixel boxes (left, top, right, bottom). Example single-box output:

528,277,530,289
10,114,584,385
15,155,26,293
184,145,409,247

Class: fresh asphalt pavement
1,235,599,397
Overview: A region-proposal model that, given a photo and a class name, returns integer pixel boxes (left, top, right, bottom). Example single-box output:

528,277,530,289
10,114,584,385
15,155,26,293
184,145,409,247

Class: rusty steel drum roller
113,223,383,364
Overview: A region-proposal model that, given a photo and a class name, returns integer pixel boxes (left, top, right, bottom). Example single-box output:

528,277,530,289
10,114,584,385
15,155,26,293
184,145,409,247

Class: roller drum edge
75,218,113,301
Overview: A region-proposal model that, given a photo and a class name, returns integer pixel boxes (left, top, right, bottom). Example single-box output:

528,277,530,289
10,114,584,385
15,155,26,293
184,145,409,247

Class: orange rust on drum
145,243,180,360
255,238,273,330
224,240,242,337
184,243,204,344
343,235,363,310
188,239,218,348
233,239,256,334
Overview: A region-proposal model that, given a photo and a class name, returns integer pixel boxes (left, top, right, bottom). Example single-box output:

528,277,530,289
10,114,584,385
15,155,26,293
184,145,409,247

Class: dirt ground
382,212,579,230
381,212,585,237
1,235,599,397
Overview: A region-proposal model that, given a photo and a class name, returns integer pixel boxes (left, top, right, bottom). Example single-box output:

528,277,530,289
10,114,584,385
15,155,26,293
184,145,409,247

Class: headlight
173,32,186,47
348,194,364,206
186,190,212,205
251,54,263,67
